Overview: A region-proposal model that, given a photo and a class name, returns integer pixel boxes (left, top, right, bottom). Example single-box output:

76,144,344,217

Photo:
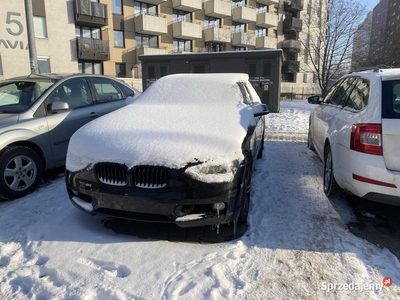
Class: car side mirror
308,95,321,104
48,102,70,113
252,103,269,117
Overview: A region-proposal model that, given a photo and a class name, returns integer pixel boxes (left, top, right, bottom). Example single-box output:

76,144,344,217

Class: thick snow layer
0,100,399,299
66,74,257,173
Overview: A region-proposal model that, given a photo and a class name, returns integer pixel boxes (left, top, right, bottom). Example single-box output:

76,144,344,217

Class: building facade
0,0,328,97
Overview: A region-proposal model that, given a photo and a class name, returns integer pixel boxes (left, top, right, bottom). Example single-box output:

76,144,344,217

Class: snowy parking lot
0,100,399,299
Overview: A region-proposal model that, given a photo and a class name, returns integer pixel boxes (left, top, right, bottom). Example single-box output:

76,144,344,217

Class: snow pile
0,100,399,299
66,73,258,173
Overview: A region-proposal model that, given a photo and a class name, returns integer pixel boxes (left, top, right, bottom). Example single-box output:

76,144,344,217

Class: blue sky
365,0,379,11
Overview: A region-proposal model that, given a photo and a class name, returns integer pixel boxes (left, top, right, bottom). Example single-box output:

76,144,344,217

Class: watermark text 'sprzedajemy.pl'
321,277,393,293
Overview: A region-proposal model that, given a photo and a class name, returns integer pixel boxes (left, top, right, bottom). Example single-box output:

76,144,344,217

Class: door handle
88,112,99,118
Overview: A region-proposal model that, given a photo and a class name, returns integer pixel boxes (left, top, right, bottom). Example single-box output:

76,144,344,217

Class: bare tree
301,0,367,96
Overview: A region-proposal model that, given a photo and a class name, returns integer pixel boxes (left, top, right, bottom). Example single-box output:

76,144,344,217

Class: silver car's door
45,78,102,165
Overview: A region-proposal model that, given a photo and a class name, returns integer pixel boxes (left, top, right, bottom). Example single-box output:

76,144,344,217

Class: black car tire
0,146,43,200
238,160,252,224
307,121,315,151
323,145,343,197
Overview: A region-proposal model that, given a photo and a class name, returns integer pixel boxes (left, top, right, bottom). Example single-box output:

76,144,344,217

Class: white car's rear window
382,80,400,119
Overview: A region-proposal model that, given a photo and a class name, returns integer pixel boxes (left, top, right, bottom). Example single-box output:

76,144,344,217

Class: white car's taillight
350,124,382,155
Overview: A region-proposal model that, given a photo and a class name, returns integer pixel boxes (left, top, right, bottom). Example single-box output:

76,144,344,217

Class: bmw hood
66,103,254,172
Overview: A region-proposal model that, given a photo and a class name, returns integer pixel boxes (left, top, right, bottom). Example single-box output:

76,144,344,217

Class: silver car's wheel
0,146,43,200
323,146,343,197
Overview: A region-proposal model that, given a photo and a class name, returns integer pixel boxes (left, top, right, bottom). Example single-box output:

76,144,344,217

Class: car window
382,80,400,119
326,77,356,106
0,81,54,113
50,78,93,109
116,81,136,98
91,78,124,102
345,78,369,111
323,79,343,104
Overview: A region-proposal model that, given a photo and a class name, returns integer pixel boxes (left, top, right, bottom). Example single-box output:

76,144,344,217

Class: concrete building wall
0,0,77,79
0,0,31,79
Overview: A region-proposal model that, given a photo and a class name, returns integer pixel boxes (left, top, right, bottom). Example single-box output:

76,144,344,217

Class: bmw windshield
0,80,56,113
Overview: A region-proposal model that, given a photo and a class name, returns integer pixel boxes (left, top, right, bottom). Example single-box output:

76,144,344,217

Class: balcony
231,31,256,47
173,0,202,12
284,0,303,13
204,26,231,43
282,39,301,52
134,12,167,35
173,21,202,39
136,46,168,61
255,36,277,49
256,12,278,28
283,16,303,33
204,0,231,18
76,38,110,61
138,0,166,4
232,5,257,23
282,60,300,73
74,0,108,27
256,0,279,5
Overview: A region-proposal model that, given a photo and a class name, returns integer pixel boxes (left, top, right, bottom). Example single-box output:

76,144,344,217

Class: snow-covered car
65,73,268,229
0,74,140,200
308,68,400,205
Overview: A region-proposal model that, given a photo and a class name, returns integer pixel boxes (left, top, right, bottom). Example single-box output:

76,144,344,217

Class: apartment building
0,0,328,97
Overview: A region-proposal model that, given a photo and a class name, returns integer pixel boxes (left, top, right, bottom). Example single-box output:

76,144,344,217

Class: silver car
0,74,140,200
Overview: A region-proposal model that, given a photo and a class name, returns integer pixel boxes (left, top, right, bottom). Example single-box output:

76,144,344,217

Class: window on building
114,30,124,47
232,0,245,8
232,46,245,51
256,27,267,37
75,26,101,39
304,49,309,63
173,9,191,22
134,1,156,15
256,3,268,14
303,74,307,83
78,62,103,74
115,63,126,77
282,73,295,83
273,29,278,38
136,34,158,48
274,6,278,15
112,0,123,15
313,73,318,84
205,16,221,28
173,39,191,52
33,16,47,38
0,54,3,75
37,57,50,73
232,22,245,33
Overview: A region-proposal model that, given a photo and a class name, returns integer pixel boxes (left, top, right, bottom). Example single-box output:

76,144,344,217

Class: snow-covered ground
0,100,399,299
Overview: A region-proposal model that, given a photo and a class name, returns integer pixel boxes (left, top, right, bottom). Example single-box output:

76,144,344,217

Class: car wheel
323,146,343,197
238,161,252,224
307,122,315,151
0,146,43,200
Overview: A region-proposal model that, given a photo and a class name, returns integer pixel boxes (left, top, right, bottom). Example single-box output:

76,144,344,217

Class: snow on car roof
66,73,259,172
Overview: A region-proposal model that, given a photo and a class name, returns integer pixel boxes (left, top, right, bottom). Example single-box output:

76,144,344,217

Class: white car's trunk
382,119,400,171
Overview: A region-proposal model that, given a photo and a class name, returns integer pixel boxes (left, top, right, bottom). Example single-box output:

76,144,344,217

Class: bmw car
65,73,268,229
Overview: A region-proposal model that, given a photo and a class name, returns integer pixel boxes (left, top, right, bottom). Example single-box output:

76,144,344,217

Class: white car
308,68,400,205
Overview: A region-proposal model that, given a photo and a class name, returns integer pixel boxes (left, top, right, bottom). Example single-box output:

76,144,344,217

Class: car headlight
184,160,239,183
